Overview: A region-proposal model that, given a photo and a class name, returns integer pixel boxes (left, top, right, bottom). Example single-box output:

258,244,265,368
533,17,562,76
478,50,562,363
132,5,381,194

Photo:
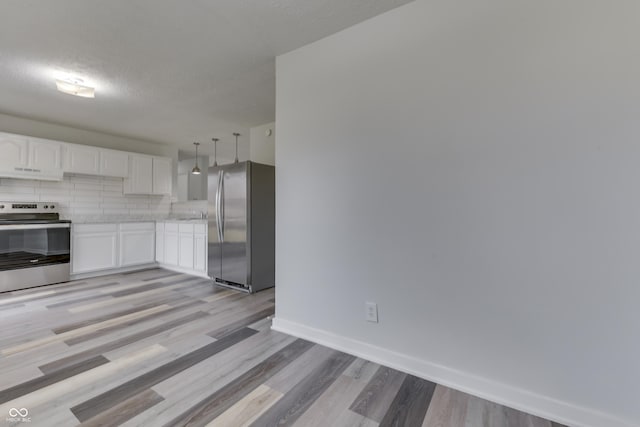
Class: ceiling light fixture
55,77,95,98
192,142,201,175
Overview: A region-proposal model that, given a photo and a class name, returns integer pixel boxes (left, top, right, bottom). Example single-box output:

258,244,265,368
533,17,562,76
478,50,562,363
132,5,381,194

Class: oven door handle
0,223,71,231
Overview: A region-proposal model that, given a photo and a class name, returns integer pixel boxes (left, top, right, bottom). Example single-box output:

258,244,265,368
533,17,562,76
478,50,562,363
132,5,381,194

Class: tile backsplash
170,200,208,218
0,175,171,220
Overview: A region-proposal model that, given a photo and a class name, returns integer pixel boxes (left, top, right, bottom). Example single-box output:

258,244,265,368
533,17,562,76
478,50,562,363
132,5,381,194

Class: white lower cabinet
155,222,165,263
157,221,207,277
194,233,206,272
164,232,179,266
179,233,194,269
72,224,119,274
119,223,155,267
72,222,155,275
72,220,206,278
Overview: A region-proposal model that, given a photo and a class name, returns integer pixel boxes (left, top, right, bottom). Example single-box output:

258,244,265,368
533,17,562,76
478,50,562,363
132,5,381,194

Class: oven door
0,223,70,272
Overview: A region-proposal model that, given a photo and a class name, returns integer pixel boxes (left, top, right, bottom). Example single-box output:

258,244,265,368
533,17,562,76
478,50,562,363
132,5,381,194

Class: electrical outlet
365,302,378,323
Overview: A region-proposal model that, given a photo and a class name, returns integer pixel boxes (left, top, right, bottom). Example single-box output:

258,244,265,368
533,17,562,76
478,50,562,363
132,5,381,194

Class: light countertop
70,216,207,224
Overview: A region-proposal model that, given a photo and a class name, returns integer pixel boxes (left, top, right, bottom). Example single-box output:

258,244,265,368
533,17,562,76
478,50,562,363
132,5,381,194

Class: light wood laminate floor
0,269,566,427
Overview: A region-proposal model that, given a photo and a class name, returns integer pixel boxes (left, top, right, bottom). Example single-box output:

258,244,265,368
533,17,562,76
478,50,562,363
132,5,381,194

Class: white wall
274,1,640,427
250,122,275,165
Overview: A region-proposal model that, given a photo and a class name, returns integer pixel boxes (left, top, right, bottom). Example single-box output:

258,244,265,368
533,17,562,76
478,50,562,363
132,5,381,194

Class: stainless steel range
0,202,71,293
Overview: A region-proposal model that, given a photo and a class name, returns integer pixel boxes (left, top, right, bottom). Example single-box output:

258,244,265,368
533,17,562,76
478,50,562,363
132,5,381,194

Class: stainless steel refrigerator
207,161,275,293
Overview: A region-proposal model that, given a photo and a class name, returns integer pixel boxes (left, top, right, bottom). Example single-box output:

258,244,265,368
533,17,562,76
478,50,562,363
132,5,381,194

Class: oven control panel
0,202,59,213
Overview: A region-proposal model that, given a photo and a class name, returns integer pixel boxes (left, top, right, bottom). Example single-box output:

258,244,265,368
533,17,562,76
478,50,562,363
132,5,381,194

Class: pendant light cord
233,133,240,163
212,138,219,167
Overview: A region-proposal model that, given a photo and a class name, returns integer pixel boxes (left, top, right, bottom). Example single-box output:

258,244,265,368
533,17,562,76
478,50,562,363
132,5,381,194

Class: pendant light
211,138,219,167
233,132,240,163
191,142,201,175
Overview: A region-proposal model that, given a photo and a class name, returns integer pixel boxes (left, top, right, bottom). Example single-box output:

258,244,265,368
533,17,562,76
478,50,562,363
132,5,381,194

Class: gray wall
273,1,640,426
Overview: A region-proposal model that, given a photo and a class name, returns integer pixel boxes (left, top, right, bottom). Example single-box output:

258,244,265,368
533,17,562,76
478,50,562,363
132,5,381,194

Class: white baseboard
72,263,209,281
156,263,210,280
71,263,158,280
272,317,634,427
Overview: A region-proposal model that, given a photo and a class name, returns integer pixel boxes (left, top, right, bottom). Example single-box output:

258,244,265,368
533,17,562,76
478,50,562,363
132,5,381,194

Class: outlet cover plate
365,302,378,323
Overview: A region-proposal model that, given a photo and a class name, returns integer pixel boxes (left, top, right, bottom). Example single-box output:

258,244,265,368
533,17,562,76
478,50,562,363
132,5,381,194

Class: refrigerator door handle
220,171,225,239
216,170,223,242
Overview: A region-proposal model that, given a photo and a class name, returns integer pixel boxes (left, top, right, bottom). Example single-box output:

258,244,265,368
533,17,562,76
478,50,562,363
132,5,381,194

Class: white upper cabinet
124,154,154,194
100,149,129,178
0,133,28,169
63,144,130,178
0,131,170,185
63,143,101,175
28,138,63,171
0,132,63,180
124,155,172,195
153,157,172,195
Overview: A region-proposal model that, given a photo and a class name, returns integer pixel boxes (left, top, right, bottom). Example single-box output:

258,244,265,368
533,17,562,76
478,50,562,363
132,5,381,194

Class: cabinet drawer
74,223,118,234
165,222,179,233
179,223,194,233
194,223,206,234
120,222,155,231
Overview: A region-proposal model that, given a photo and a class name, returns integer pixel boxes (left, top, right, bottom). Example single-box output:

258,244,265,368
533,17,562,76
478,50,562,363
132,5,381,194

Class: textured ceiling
0,0,413,152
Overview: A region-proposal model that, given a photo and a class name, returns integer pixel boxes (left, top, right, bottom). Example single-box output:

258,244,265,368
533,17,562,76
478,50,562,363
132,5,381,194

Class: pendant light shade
192,142,201,175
